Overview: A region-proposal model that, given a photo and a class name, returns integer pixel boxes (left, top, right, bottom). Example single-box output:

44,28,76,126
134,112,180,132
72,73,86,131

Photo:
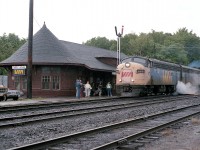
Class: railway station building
0,23,127,97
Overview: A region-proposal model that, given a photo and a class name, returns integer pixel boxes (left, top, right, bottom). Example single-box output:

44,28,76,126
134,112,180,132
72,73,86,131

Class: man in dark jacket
75,79,82,99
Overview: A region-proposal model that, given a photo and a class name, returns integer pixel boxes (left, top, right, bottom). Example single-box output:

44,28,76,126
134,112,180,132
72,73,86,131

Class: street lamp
115,25,124,65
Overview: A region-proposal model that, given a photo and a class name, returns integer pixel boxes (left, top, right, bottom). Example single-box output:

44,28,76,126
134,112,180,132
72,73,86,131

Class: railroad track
0,95,199,150
0,95,193,118
0,94,185,112
0,95,195,128
9,102,200,150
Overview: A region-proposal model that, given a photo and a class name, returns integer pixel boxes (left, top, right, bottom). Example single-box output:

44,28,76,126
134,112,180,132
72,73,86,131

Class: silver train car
116,56,200,96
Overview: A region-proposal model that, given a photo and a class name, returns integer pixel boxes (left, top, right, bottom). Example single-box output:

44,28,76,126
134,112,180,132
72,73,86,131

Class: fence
0,75,8,87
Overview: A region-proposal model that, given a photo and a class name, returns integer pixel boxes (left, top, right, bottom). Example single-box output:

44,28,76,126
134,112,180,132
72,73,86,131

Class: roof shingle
0,23,127,72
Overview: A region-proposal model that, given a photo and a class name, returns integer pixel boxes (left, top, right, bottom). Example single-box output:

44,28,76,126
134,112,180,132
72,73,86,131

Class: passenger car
6,90,21,100
116,56,200,96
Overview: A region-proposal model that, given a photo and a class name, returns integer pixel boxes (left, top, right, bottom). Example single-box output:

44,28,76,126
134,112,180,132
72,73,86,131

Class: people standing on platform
98,82,103,96
106,82,112,96
75,79,82,99
75,79,78,98
80,80,84,98
84,81,92,97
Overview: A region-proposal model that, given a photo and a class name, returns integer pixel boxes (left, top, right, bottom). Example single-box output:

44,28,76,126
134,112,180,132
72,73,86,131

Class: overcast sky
0,0,199,44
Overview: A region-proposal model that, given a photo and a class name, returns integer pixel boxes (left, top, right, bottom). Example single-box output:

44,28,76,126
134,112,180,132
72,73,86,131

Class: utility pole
115,25,124,65
27,0,33,99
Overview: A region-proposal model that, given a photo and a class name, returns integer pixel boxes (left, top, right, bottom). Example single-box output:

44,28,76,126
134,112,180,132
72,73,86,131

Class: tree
0,33,26,75
120,33,138,55
172,28,200,62
109,40,117,51
83,27,200,65
84,37,111,50
156,43,188,65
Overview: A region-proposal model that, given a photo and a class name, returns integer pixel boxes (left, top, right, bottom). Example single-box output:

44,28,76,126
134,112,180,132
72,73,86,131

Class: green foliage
1,28,199,75
83,37,112,50
156,43,188,65
172,28,200,62
0,33,27,75
84,27,200,65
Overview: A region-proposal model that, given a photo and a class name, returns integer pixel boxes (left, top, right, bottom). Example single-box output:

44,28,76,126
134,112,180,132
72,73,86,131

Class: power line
33,16,41,28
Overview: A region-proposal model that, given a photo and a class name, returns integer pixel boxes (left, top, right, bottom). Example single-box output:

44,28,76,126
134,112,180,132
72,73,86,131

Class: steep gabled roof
0,23,127,72
1,23,73,64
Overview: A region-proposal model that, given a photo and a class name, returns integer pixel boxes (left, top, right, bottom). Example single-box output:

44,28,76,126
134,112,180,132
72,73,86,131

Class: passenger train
116,56,200,96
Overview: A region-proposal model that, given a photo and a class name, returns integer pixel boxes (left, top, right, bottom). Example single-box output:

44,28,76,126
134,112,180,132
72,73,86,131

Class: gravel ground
0,97,200,149
139,116,200,150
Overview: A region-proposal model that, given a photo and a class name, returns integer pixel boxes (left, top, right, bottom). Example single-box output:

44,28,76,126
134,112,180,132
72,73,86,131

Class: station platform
0,96,116,107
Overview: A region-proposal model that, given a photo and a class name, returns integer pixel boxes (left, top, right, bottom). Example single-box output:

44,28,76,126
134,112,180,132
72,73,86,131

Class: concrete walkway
0,96,115,107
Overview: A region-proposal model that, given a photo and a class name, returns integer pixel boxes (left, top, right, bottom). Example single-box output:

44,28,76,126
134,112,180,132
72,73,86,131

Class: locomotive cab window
122,58,132,63
147,60,153,68
133,58,146,65
132,58,147,67
122,57,147,66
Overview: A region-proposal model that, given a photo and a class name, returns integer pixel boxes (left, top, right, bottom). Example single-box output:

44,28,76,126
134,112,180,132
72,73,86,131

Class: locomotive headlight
125,62,130,68
119,79,122,82
131,79,134,82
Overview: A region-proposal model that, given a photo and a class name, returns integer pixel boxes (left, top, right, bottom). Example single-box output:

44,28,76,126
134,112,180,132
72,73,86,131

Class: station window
42,76,50,89
14,76,20,90
22,76,27,90
52,76,60,90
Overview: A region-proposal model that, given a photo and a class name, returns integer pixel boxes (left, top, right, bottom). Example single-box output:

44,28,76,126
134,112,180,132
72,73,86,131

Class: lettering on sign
13,69,26,76
12,66,26,69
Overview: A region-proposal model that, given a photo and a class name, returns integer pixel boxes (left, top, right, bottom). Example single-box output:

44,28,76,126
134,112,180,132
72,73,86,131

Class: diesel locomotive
116,56,200,96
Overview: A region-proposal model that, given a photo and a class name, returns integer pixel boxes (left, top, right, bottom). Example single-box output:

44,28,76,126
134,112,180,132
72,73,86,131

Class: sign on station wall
12,66,26,76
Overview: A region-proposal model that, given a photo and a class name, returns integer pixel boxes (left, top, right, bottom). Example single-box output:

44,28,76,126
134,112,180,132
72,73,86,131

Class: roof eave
0,62,115,72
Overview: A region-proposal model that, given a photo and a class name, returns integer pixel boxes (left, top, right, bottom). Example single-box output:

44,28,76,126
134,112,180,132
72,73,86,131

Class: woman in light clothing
84,81,92,97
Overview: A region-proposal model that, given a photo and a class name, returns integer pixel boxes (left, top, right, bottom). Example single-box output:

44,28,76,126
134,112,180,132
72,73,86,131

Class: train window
147,60,153,68
137,69,145,74
133,58,146,65
122,58,132,63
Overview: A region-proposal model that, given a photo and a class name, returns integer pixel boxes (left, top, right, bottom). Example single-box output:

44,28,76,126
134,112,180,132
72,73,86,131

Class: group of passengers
75,80,112,99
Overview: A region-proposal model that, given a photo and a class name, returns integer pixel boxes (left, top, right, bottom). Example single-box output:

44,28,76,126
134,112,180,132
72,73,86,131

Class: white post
115,26,124,66
118,37,121,65
117,37,119,65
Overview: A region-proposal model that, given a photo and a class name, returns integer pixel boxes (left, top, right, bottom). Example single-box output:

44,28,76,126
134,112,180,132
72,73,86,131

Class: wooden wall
7,65,115,98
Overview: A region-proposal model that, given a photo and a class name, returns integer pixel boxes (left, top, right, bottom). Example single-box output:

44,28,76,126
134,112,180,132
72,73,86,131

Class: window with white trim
52,76,60,90
42,76,50,89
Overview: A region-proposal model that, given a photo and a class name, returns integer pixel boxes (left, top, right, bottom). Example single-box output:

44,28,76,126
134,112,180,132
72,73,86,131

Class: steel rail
8,103,200,150
0,94,185,112
0,95,184,128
